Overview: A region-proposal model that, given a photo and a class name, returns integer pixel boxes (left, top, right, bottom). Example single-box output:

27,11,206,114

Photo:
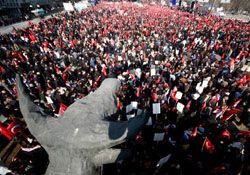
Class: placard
153,103,161,114
127,114,135,120
176,102,185,113
146,117,152,126
156,154,172,167
126,104,132,113
63,2,74,11
131,101,138,109
154,133,165,141
45,96,53,104
151,67,156,76
175,91,183,100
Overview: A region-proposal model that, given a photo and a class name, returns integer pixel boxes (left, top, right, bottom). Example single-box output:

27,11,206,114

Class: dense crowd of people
0,1,249,175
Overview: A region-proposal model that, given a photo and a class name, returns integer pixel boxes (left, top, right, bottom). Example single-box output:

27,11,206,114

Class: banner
63,2,74,11
74,2,89,12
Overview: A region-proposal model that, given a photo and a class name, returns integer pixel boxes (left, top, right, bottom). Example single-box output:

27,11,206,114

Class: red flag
191,127,198,138
202,137,215,153
0,123,14,140
229,59,235,72
29,33,37,42
221,108,240,122
221,130,231,139
201,102,206,111
210,166,226,174
231,99,242,108
58,103,68,116
117,99,123,110
211,94,220,104
6,120,22,135
101,66,108,76
186,100,192,110
136,87,141,98
237,75,247,85
0,66,5,73
238,130,250,137
152,93,158,102
170,90,178,102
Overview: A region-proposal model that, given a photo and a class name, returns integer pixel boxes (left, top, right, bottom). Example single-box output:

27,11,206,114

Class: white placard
45,96,53,104
154,133,165,141
153,103,161,114
137,109,143,116
63,3,74,11
156,154,172,167
175,91,183,100
193,93,200,100
196,82,204,94
127,114,135,120
221,0,230,3
146,117,152,126
131,101,138,109
74,2,88,12
126,104,132,113
151,68,156,76
176,102,185,113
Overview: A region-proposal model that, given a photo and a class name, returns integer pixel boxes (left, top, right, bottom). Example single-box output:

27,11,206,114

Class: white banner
63,2,74,11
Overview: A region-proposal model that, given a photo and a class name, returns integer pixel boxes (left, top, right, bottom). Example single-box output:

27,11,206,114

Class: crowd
0,1,249,175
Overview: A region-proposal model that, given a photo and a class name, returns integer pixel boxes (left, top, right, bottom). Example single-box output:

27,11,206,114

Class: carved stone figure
16,75,148,175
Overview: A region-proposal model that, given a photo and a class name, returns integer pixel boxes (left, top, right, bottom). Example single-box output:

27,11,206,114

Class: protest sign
153,103,161,114
177,102,185,113
146,117,152,126
175,91,183,100
63,3,74,12
154,133,165,141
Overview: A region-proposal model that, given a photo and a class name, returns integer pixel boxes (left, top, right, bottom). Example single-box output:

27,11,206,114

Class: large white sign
74,2,89,12
63,2,74,11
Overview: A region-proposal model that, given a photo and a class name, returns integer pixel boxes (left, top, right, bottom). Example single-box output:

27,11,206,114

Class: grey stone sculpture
16,75,148,175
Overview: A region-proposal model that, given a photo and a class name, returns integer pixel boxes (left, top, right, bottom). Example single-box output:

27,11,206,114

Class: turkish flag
136,87,141,98
0,123,14,140
237,75,247,85
101,66,108,76
58,103,68,116
231,99,242,108
221,108,240,122
221,130,231,140
186,100,192,110
191,127,198,138
6,120,22,135
29,33,37,43
203,137,215,153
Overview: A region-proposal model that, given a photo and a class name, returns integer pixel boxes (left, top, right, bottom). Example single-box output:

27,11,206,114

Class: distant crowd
0,2,249,175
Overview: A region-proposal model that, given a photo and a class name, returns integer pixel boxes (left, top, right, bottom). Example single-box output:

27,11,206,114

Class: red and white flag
58,103,68,116
202,137,215,153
